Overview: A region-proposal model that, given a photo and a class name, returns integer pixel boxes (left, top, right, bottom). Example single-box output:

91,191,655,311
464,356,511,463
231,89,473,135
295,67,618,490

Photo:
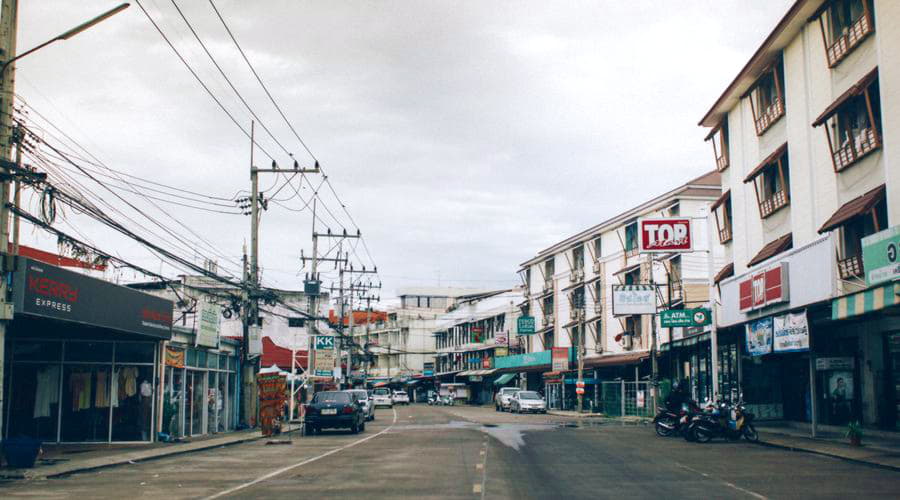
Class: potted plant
846,421,863,447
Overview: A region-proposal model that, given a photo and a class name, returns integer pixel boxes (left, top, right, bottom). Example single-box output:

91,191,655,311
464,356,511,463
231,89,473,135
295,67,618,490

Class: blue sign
745,317,773,357
494,348,575,370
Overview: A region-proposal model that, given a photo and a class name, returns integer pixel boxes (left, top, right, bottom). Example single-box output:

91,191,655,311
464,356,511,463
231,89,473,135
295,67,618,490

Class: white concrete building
700,0,900,429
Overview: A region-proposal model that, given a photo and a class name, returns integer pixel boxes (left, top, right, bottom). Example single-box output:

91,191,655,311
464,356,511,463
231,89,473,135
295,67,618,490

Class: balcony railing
838,254,864,280
759,190,789,218
718,224,732,244
666,280,684,305
754,97,784,135
826,13,874,67
715,153,729,172
832,127,880,172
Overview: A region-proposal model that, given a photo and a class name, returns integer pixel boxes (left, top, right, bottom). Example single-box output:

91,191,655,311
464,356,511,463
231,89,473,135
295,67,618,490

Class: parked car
346,389,375,421
372,387,393,408
495,387,521,412
509,391,547,414
392,390,410,405
304,391,366,434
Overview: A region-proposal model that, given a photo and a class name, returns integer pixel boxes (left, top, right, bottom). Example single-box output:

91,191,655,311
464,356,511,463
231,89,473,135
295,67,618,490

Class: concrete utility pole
706,211,720,402
648,253,659,415
576,304,585,413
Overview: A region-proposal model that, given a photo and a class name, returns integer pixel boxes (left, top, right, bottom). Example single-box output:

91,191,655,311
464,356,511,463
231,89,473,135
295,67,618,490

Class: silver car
509,391,547,414
346,389,375,421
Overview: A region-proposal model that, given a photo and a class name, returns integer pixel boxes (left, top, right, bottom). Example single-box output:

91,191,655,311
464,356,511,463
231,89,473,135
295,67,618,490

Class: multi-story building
516,172,722,410
700,0,899,430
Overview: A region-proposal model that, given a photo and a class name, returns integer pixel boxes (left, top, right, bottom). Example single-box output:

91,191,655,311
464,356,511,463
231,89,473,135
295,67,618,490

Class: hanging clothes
119,367,138,398
33,365,60,418
111,368,120,408
95,370,110,408
69,372,92,411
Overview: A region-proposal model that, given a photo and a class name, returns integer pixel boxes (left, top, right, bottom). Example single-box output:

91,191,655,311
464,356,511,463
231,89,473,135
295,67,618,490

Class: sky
13,0,794,304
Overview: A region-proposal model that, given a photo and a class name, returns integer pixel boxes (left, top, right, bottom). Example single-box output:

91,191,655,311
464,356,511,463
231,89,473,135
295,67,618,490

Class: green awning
493,373,516,386
832,282,900,320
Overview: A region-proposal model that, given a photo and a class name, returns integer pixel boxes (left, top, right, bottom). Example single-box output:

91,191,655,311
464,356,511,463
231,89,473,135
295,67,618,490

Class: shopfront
2,258,172,443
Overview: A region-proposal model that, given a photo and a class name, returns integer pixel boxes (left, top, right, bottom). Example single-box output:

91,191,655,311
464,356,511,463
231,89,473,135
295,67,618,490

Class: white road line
205,408,398,500
479,440,488,500
675,463,767,500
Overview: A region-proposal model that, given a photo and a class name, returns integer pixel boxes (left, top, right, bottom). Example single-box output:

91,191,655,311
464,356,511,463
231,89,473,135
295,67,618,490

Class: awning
459,369,497,377
493,373,517,386
744,143,788,183
710,189,731,211
584,351,649,368
405,379,421,386
372,381,389,388
813,67,879,127
747,233,793,267
714,262,735,284
832,282,900,320
613,263,641,277
434,370,461,377
818,185,885,234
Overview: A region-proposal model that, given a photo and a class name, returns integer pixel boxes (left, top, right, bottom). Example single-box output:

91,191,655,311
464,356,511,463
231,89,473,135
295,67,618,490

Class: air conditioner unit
544,279,553,291
569,270,583,282
545,314,554,326
622,334,633,350
594,344,604,354
569,308,584,321
593,261,601,274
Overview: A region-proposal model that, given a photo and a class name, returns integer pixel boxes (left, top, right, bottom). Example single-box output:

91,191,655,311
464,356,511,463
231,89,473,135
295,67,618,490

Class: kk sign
862,225,900,285
639,217,693,253
660,308,711,328
738,263,789,312
314,335,335,350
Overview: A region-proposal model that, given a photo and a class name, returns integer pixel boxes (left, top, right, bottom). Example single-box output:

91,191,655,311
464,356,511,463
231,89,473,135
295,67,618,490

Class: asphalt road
2,404,899,499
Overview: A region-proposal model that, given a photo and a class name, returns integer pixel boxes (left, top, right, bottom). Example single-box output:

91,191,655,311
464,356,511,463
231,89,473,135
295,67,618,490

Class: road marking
473,484,482,493
205,408,399,499
675,463,767,500
480,450,485,456
479,439,488,500
475,463,483,470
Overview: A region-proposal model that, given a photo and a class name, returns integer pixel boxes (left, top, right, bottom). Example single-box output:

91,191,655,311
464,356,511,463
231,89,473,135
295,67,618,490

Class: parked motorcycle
427,395,437,406
689,397,757,443
654,400,701,438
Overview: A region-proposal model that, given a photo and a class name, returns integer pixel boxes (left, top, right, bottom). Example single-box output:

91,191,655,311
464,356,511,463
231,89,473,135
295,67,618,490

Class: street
2,404,899,499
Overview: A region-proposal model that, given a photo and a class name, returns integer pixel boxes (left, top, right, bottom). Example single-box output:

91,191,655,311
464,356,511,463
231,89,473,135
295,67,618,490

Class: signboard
773,310,809,352
745,317,773,356
862,225,900,285
551,347,569,371
314,335,335,350
738,263,789,312
257,373,287,437
196,301,221,348
165,347,185,368
639,217,693,253
248,325,262,358
495,330,508,345
816,357,854,371
469,376,483,382
611,285,656,316
494,346,509,357
636,390,645,408
423,362,434,377
12,257,173,339
660,308,711,328
482,357,492,369
517,316,536,335
313,349,335,378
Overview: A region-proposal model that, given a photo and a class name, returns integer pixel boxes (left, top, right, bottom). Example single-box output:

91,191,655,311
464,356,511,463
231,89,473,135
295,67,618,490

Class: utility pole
0,0,18,428
576,302,585,413
648,253,659,415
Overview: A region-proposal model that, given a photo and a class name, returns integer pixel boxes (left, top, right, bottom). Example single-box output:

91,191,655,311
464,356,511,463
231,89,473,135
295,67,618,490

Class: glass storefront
4,339,158,443
163,346,238,438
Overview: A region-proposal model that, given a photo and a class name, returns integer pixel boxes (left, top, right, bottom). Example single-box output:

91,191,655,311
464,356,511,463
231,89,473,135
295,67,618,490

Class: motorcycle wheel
743,423,759,442
683,425,696,442
655,420,674,437
694,426,712,443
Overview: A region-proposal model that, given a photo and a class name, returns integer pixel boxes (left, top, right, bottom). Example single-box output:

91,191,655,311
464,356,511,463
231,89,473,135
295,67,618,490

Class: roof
710,189,731,211
747,233,793,267
260,336,308,371
818,185,886,233
396,287,494,298
519,171,721,268
812,67,879,127
433,290,522,331
714,263,735,285
744,143,788,183
699,0,825,127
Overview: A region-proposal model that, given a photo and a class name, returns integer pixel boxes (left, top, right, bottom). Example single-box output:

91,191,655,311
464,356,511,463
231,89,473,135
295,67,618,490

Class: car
304,391,366,434
509,391,547,414
392,390,410,405
346,389,375,421
372,387,393,408
495,387,521,412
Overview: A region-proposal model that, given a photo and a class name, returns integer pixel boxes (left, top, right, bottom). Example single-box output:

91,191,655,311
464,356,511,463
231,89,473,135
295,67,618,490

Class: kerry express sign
12,257,173,339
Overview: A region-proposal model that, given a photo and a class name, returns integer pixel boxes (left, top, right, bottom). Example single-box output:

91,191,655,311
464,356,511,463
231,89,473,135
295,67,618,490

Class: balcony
715,154,729,172
754,97,784,135
838,254,864,280
826,13,874,68
666,280,684,305
719,224,732,244
543,279,553,292
759,189,789,218
832,127,880,172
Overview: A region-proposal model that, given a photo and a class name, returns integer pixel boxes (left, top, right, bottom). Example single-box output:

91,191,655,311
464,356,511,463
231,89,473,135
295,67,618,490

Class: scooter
427,395,437,406
689,397,758,443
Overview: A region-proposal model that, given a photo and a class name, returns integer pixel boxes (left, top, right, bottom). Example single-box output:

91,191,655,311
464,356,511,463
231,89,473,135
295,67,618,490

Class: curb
756,438,900,473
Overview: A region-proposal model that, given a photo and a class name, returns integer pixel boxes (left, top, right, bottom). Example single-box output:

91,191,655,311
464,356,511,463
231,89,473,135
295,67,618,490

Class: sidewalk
1,429,271,481
757,423,900,471
546,410,650,424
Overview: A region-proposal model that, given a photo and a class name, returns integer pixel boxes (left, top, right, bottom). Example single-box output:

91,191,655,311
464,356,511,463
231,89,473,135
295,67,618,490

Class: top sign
639,217,693,253
862,225,900,285
738,262,789,312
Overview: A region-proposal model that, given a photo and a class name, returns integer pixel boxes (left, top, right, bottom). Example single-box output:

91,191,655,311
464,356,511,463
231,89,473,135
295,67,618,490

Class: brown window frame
712,191,733,244
746,147,790,219
813,0,874,68
706,121,729,172
837,197,886,280
813,70,881,173
747,59,785,136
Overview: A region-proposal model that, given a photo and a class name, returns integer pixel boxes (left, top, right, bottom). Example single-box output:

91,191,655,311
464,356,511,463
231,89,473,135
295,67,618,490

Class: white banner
248,324,263,358
196,301,221,348
611,285,656,316
773,310,809,352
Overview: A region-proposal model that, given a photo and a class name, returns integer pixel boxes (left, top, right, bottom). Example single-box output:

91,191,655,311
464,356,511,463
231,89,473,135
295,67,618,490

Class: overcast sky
15,0,793,303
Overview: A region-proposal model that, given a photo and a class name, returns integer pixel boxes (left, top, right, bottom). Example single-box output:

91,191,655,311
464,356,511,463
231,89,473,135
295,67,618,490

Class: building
517,171,723,410
700,0,899,430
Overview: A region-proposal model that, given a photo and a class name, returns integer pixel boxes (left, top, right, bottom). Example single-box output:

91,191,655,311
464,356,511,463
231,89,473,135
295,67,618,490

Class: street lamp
0,2,130,75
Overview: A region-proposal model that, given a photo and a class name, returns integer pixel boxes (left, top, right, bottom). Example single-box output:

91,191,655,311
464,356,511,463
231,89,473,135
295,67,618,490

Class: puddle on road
393,420,566,451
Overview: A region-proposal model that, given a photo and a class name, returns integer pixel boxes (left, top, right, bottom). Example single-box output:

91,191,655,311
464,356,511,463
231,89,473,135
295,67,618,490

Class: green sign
862,225,900,285
314,335,335,350
517,316,536,335
660,308,711,328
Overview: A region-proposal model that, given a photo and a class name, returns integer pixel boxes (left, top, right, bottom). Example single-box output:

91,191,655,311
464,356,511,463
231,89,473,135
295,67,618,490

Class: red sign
551,347,569,371
575,387,585,395
482,357,492,369
738,263,789,312
639,217,693,253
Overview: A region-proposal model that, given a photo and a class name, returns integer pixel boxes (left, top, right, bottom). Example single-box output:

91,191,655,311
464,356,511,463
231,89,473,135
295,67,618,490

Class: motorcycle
427,394,437,406
655,400,701,438
689,398,758,443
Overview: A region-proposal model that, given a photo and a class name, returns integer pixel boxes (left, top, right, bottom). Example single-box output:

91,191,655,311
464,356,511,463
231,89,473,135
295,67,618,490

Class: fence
597,381,655,417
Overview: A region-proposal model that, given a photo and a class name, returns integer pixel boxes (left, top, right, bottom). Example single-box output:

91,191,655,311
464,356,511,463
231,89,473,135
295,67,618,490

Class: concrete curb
756,437,900,473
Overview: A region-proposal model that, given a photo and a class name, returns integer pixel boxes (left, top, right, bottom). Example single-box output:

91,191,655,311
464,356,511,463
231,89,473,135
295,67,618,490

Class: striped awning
832,282,900,320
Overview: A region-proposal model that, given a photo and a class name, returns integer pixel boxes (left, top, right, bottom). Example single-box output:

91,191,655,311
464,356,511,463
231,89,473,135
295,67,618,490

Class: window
744,144,790,218
818,185,886,280
593,238,602,260
814,0,874,67
571,286,585,310
624,222,638,257
572,245,584,271
711,190,733,244
624,268,640,286
747,58,785,135
543,258,555,290
813,69,881,172
668,202,680,217
706,122,729,171
667,256,683,305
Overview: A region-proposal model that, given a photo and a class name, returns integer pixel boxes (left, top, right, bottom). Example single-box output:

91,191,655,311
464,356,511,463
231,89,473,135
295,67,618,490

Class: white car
392,390,410,405
509,391,547,414
495,387,520,412
372,388,393,408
